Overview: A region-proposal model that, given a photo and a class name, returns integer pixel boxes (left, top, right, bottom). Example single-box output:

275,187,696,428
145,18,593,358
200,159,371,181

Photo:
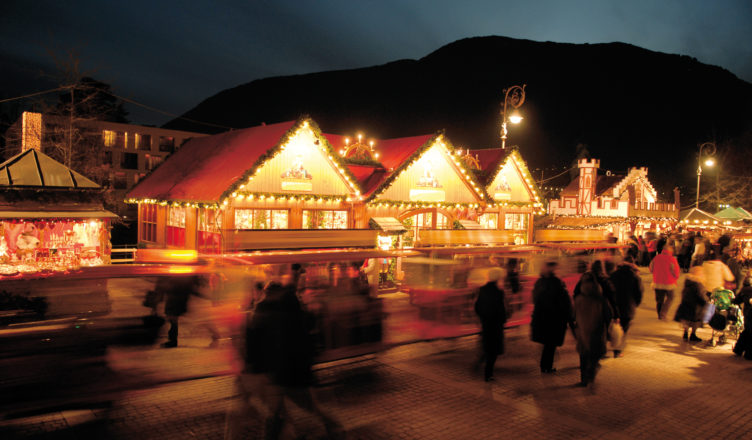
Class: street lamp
500,84,526,149
695,141,716,209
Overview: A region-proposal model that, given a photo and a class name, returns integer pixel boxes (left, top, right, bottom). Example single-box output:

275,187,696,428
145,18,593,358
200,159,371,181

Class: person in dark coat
531,262,573,373
674,266,708,342
733,277,752,359
608,256,644,357
474,268,508,382
161,275,205,348
246,281,343,439
573,272,612,390
574,260,619,321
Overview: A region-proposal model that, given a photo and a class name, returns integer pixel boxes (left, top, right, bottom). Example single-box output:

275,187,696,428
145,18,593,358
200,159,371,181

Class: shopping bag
608,320,624,349
702,303,716,323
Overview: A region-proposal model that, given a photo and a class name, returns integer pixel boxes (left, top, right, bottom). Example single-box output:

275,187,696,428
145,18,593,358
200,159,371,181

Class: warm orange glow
704,158,715,167
136,249,198,263
509,111,523,124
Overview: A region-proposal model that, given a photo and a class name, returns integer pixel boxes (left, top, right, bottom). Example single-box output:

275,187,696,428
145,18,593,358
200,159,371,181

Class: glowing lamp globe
508,111,523,124
704,158,715,167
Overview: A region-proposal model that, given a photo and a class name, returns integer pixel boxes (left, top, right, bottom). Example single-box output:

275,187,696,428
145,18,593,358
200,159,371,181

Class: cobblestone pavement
4,269,752,439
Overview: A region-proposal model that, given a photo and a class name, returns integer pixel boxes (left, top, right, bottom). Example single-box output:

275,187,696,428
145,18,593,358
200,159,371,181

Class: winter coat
475,281,507,356
573,274,612,358
574,272,619,320
531,274,573,347
733,286,752,324
650,252,680,290
674,278,708,324
163,275,203,317
702,260,734,292
609,263,644,324
245,283,315,387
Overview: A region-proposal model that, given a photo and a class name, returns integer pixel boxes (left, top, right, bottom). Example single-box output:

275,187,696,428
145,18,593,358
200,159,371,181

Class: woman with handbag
674,266,708,342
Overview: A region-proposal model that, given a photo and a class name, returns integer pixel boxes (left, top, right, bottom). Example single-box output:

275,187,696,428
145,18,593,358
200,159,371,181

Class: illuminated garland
220,116,362,204
367,199,483,209
124,198,218,209
226,191,348,205
367,132,488,203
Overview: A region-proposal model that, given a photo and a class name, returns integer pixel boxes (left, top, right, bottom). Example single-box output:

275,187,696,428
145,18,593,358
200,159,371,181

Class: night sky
2,0,751,126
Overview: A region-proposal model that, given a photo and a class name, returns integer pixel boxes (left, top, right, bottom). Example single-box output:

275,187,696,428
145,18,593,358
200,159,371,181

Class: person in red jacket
650,245,681,320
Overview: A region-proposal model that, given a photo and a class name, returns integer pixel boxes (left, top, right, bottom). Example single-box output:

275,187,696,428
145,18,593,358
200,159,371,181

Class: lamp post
695,141,716,209
500,84,526,149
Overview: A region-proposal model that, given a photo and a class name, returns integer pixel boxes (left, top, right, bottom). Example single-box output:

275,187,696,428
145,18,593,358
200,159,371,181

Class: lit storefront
127,117,540,252
0,149,116,275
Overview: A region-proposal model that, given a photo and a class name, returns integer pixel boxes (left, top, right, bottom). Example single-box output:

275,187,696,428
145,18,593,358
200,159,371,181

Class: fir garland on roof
220,116,362,203
367,132,490,203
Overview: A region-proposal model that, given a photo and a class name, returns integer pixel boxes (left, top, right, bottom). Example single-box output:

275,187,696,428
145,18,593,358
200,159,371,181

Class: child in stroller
707,288,742,346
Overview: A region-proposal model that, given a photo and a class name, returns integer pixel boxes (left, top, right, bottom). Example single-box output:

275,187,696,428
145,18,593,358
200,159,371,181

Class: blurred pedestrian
246,280,344,439
574,260,619,321
474,268,508,382
674,266,708,342
608,256,643,357
733,277,752,360
691,232,706,267
531,262,573,373
573,272,612,390
161,274,208,348
505,258,522,314
650,245,680,320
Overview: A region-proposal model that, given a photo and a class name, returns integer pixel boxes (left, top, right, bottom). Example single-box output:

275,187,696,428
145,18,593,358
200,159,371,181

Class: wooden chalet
126,117,542,251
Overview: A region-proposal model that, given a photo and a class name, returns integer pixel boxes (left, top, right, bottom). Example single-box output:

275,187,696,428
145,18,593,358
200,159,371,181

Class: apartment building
4,112,208,216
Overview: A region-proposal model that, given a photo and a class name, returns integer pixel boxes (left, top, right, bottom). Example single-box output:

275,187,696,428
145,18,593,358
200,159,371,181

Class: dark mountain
164,36,752,199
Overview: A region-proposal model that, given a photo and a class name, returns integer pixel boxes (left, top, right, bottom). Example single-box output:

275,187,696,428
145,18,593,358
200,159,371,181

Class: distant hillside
164,36,752,198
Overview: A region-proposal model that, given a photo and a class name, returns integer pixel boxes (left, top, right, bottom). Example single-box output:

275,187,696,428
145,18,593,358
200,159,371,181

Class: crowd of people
474,230,752,392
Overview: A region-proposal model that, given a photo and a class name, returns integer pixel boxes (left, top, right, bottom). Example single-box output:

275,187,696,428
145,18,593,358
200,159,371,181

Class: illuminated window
302,210,347,229
168,207,186,228
167,206,186,246
235,209,288,229
103,130,116,147
140,204,158,242
198,208,223,232
135,133,152,151
504,213,528,230
479,213,498,229
145,154,164,170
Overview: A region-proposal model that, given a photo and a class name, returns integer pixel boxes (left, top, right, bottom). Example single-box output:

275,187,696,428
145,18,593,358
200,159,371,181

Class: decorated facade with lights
0,148,117,274
127,117,541,251
544,158,679,240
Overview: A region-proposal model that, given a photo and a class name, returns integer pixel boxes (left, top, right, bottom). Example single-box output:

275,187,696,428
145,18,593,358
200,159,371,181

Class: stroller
707,288,742,346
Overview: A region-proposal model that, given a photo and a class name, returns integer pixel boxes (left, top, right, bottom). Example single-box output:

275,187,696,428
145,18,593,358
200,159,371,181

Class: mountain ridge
164,35,752,197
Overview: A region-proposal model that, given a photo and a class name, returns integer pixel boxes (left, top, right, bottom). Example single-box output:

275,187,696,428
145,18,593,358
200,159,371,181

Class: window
479,213,498,229
198,208,223,253
159,136,175,152
135,133,151,151
504,213,528,230
121,152,138,170
103,151,113,166
166,206,186,247
302,210,347,229
145,154,164,170
103,130,116,147
235,209,288,229
140,204,157,242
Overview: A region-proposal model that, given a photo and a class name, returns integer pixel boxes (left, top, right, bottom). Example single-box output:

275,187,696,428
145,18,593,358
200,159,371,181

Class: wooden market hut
127,116,542,252
0,149,117,266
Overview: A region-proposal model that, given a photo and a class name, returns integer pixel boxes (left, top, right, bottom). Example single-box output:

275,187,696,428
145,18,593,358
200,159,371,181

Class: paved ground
3,268,752,439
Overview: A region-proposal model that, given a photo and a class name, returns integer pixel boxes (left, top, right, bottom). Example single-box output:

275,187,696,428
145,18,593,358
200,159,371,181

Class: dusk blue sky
2,0,751,126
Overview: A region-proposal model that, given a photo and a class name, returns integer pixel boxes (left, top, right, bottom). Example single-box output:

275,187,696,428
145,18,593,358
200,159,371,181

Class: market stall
0,148,116,276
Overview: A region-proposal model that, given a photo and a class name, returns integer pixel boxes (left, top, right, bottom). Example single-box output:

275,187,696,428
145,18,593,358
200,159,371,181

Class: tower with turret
577,159,599,215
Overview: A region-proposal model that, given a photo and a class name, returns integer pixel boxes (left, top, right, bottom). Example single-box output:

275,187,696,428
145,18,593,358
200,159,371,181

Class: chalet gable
227,119,361,203
369,135,486,206
484,149,542,209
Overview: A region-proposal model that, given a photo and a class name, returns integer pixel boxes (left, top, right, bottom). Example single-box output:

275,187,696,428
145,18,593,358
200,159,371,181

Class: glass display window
479,213,498,229
302,210,348,229
235,209,289,230
504,212,528,230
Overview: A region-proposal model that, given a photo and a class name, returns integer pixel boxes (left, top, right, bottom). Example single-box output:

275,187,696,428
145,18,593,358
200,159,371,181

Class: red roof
128,120,296,202
473,148,506,175
323,133,433,197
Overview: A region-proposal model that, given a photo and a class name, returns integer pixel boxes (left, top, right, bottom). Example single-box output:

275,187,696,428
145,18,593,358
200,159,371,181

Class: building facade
126,117,542,252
